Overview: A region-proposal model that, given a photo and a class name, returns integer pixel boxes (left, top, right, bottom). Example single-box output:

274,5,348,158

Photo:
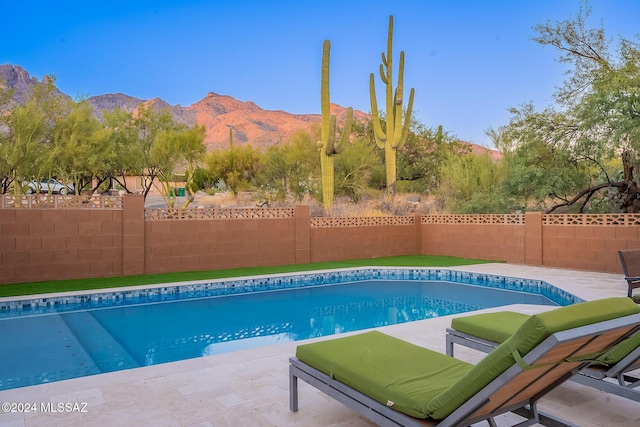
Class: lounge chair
446,307,640,402
290,297,640,426
618,249,640,298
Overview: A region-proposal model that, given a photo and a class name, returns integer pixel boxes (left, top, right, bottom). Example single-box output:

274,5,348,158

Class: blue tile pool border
0,268,583,318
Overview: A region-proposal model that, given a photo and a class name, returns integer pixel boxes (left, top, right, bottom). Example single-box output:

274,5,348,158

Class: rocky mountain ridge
0,64,68,105
1,64,499,157
0,64,363,150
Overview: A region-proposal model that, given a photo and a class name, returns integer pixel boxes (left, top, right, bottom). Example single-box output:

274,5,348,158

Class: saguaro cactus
370,15,415,197
319,39,353,211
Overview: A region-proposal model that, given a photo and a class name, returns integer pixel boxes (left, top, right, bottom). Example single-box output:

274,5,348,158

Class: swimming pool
0,268,581,391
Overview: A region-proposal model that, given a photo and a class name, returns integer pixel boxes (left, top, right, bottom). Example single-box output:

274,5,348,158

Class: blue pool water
0,269,581,391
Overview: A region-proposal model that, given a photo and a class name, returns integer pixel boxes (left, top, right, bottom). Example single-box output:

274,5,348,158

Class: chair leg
289,364,299,412
618,372,626,387
445,334,455,357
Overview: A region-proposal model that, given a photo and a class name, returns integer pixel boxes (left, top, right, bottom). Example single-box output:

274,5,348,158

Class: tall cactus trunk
319,39,353,212
385,145,397,195
320,152,334,209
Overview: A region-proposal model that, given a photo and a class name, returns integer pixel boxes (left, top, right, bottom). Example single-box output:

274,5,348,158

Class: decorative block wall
2,195,640,286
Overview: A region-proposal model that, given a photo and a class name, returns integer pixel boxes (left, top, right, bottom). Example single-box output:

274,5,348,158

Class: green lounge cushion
451,311,528,344
452,307,640,366
296,331,473,419
426,297,640,419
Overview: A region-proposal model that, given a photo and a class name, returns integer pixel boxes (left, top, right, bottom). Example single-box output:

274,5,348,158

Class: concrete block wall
310,223,416,262
417,213,639,273
542,224,640,273
3,196,640,285
143,216,298,274
0,203,124,284
420,222,526,263
123,194,145,276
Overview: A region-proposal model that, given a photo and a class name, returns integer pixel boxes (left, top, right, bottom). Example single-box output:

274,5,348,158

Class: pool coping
0,266,583,317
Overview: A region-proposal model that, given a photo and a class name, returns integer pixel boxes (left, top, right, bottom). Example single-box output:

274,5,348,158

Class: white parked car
24,179,74,195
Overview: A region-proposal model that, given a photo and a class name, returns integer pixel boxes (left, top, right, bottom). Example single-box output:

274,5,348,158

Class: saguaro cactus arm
390,51,414,151
396,87,414,151
333,107,353,155
324,115,336,155
369,74,386,149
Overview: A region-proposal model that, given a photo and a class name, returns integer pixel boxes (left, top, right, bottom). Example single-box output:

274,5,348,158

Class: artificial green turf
0,255,493,298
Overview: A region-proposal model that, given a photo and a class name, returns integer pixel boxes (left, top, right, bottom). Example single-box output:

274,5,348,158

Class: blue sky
2,0,639,147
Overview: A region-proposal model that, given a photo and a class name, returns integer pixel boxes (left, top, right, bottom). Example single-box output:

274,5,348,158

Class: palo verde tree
152,123,206,209
49,100,113,194
503,1,640,213
396,122,468,194
333,130,378,202
101,104,207,202
132,104,180,199
369,15,415,198
0,75,66,195
318,40,353,211
438,150,508,214
102,104,178,199
101,107,143,194
204,129,263,197
258,128,319,203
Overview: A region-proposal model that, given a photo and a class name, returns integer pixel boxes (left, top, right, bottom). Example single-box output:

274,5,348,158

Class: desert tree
204,129,263,198
503,1,640,213
152,124,206,208
485,126,512,155
49,100,113,194
438,150,508,213
396,122,468,194
102,104,179,199
258,128,318,203
101,107,139,193
334,132,378,202
0,76,66,195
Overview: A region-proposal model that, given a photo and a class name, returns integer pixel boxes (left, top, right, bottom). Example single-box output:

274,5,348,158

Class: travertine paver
0,264,638,427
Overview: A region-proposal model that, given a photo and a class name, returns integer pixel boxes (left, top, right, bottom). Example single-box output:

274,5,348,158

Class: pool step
0,314,101,389
60,311,140,372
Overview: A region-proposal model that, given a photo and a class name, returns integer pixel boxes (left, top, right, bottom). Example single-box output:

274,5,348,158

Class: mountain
183,92,370,150
1,64,499,157
132,92,367,150
1,64,366,150
468,142,503,161
0,64,37,103
0,64,69,105
86,92,145,113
